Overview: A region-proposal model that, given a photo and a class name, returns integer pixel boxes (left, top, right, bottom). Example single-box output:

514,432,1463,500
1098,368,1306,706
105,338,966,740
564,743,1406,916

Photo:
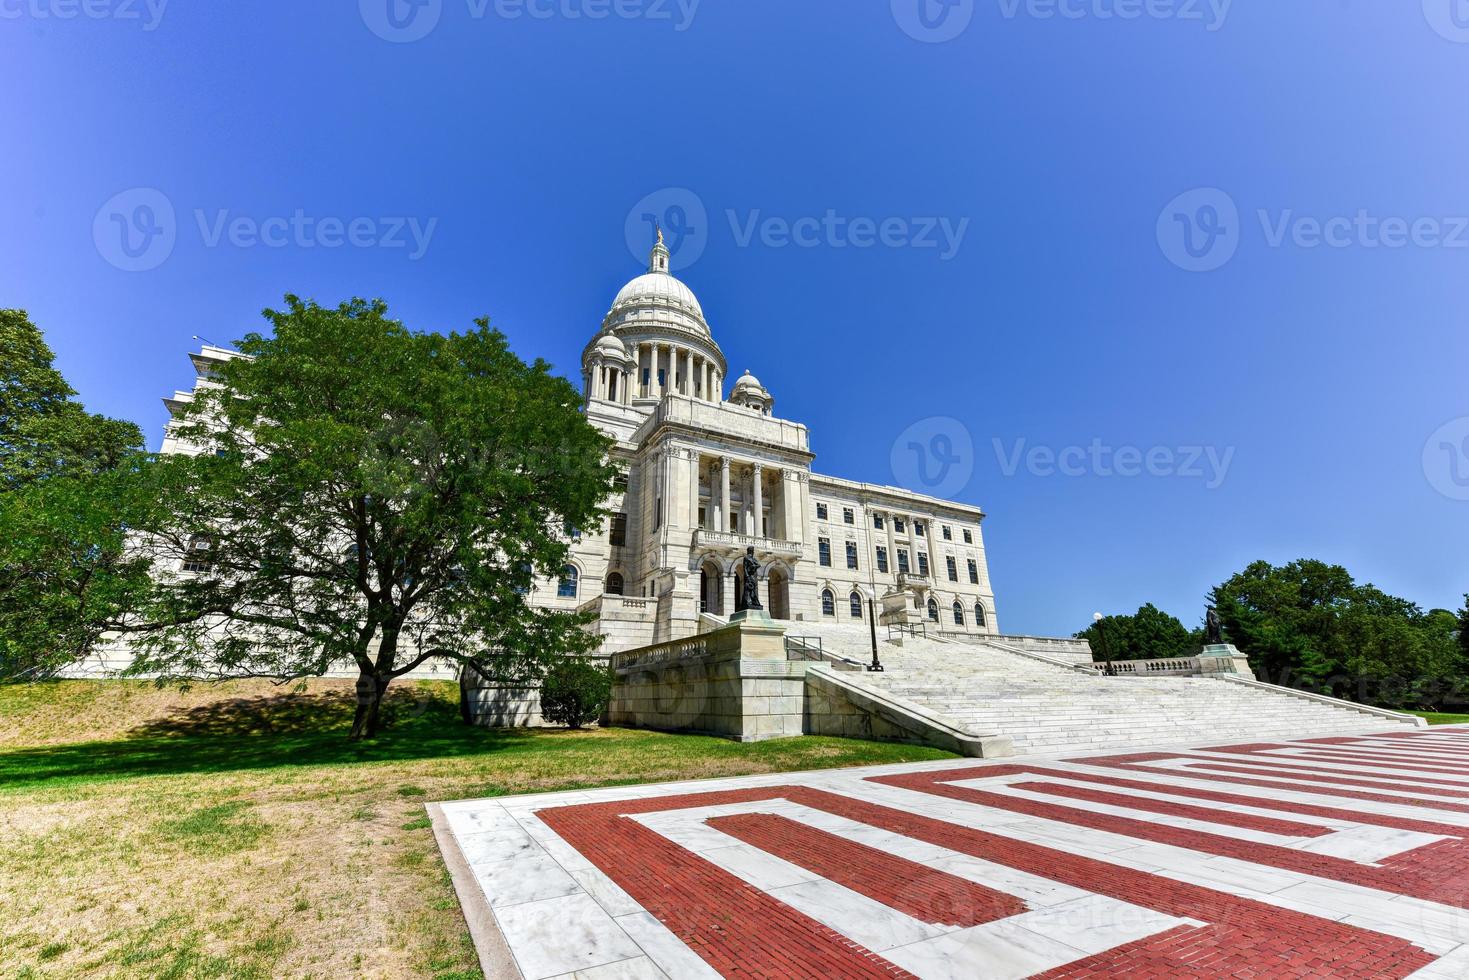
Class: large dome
611,272,704,320
601,231,713,340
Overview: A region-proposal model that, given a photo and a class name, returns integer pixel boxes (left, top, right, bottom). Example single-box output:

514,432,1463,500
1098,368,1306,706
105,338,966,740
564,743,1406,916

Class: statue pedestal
1199,643,1255,680
729,609,774,627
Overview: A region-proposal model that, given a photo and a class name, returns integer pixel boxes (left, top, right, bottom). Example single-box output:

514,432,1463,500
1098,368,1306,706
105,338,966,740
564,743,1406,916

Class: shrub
539,659,612,729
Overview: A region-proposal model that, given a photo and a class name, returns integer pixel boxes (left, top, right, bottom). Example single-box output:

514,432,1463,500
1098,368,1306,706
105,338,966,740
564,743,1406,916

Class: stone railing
1086,649,1255,679
579,594,656,620
1096,658,1199,676
693,528,803,558
611,634,712,673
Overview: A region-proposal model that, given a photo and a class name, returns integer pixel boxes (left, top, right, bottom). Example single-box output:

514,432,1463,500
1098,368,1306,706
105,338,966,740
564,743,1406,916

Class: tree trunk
458,667,474,726
350,670,390,740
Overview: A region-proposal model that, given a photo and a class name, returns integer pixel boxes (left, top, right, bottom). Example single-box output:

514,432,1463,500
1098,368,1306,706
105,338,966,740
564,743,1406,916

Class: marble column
884,510,897,579
907,517,919,577
752,464,764,539
689,451,701,530
718,456,730,534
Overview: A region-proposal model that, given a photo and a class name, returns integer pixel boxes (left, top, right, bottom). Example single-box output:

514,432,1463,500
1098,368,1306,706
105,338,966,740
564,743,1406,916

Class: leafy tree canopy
1210,559,1464,708
1075,603,1200,662
0,310,149,679
125,297,618,738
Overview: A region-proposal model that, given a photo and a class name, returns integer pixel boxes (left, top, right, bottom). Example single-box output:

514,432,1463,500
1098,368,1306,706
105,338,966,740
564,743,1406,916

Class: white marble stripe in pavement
1040,759,1469,829
1150,753,1469,793
943,772,1446,863
1134,758,1469,806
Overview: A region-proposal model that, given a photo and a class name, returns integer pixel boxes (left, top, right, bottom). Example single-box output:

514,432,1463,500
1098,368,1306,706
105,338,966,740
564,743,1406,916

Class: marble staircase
792,622,1421,754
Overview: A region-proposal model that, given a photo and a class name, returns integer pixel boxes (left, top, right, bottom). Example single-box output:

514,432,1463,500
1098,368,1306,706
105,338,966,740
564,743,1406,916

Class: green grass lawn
1409,711,1469,725
0,679,955,979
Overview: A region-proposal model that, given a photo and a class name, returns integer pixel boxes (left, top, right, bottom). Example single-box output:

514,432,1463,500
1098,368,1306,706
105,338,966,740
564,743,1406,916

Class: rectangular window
876,546,889,573
816,503,828,521
962,528,973,544
846,541,858,570
843,507,854,525
917,552,929,576
946,556,958,581
873,514,885,530
897,549,910,574
818,537,831,566
915,521,926,537
942,525,952,541
181,535,213,574
894,518,906,533
654,497,662,530
698,505,707,529
968,559,979,584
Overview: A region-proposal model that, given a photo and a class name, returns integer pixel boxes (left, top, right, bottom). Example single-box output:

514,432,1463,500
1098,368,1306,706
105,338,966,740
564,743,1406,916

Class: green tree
127,297,617,738
1210,559,1463,708
0,310,150,679
1076,603,1199,662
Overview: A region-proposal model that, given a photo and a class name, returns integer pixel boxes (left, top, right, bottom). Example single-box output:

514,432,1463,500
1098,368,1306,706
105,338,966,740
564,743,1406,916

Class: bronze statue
741,546,763,611
1205,606,1224,645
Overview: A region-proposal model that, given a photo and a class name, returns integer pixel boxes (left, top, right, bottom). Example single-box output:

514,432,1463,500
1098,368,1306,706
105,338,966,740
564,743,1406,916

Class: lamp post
1093,611,1117,677
866,532,884,672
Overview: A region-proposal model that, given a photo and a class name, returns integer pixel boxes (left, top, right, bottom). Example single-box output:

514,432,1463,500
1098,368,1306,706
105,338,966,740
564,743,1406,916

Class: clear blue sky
5,1,1467,636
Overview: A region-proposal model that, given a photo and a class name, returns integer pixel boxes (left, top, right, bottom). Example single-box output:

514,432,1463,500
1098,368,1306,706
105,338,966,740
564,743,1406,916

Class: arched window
952,601,964,625
605,572,624,596
849,592,863,618
558,565,579,599
974,602,988,628
821,589,835,617
926,597,939,622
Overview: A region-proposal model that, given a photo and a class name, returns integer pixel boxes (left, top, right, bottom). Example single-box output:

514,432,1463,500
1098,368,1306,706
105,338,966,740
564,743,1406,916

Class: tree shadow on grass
0,684,556,790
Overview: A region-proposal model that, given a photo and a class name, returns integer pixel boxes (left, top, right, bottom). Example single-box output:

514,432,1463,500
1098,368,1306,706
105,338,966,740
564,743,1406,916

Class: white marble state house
544,232,999,654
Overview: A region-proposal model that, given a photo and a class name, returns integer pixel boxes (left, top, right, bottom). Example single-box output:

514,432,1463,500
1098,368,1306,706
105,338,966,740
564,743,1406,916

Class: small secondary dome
729,369,774,415
591,333,631,362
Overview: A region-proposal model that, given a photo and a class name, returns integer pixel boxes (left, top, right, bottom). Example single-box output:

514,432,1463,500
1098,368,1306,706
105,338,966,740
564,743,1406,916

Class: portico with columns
558,232,999,652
